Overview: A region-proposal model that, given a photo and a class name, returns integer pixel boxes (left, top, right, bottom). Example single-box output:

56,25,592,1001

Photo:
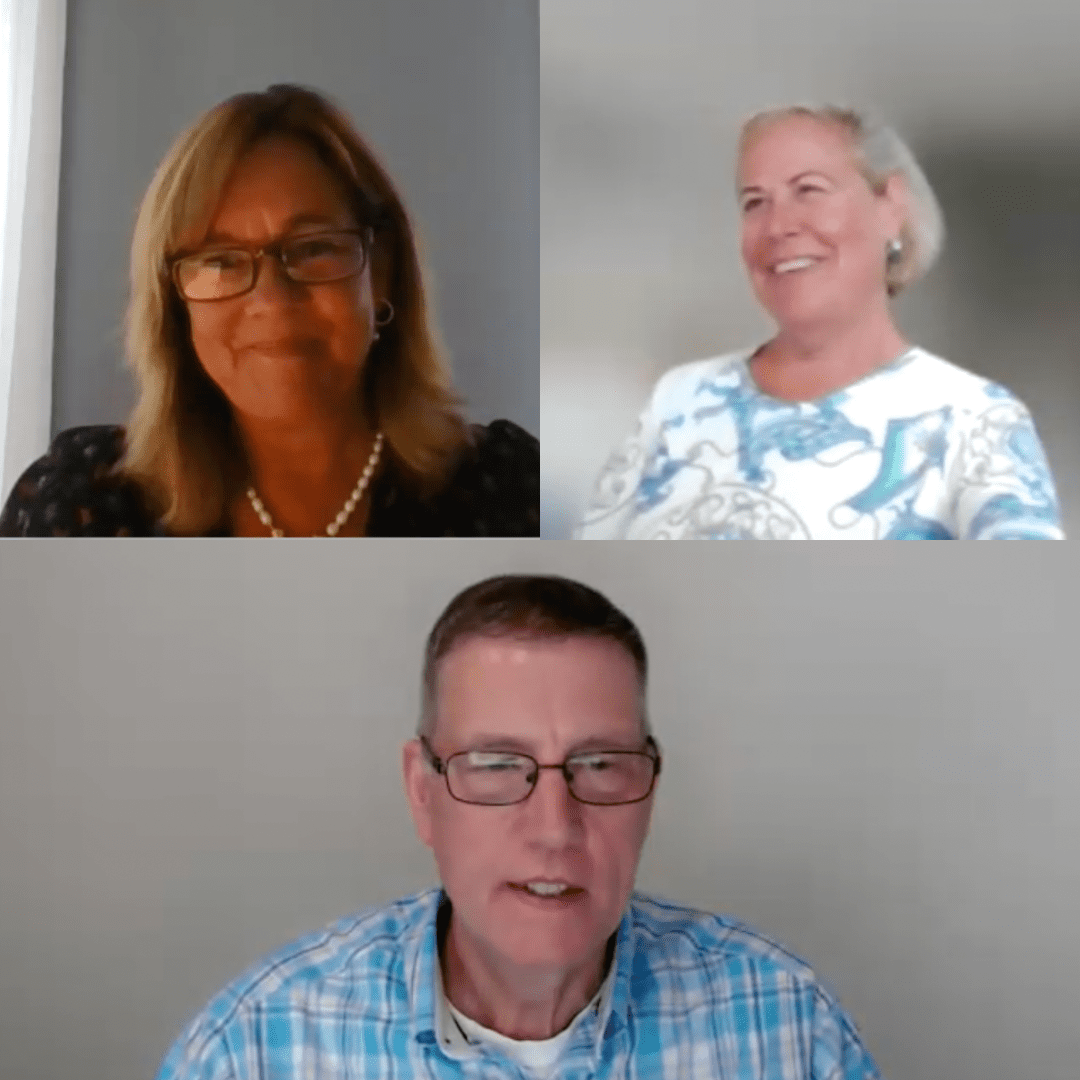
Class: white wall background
1,541,1077,1080
45,0,538,469
541,0,1080,536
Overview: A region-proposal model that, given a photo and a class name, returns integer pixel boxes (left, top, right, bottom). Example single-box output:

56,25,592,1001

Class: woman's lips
245,338,309,352
239,338,325,363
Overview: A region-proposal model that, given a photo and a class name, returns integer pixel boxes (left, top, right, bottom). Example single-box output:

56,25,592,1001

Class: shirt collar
593,899,634,1050
409,889,636,1056
405,888,444,1049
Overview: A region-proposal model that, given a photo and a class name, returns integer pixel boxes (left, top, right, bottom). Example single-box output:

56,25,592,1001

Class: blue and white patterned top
575,348,1063,539
155,888,883,1080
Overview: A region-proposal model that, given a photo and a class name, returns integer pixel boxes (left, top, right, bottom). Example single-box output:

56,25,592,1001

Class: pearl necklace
246,432,384,537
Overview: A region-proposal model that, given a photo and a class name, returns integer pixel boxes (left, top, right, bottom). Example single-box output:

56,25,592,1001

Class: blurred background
541,0,1080,537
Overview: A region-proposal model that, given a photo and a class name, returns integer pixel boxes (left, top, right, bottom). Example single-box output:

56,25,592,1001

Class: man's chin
490,918,603,971
493,935,599,974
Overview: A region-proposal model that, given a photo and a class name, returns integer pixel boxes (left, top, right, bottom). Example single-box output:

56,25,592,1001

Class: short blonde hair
739,105,945,297
123,84,471,535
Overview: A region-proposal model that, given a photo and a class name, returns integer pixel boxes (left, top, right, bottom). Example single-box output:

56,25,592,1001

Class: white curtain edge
0,0,67,505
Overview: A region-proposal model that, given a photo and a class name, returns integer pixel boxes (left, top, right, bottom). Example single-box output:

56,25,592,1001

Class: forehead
739,116,859,183
432,635,642,746
207,135,354,232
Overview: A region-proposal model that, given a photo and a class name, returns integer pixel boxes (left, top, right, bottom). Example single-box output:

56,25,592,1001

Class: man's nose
525,767,582,846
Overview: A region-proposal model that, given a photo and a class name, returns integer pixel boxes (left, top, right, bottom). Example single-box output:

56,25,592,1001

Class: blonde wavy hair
739,104,945,297
122,84,471,535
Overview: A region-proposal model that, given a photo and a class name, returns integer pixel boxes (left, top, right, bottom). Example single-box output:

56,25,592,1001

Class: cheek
187,309,235,373
588,814,649,888
321,284,374,358
184,279,376,366
825,198,878,253
431,808,503,884
740,220,763,268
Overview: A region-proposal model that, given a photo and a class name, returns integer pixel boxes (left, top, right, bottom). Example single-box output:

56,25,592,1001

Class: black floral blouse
0,421,539,537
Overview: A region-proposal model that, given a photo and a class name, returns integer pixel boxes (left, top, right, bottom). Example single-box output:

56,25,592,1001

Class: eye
290,238,339,259
287,233,357,261
463,752,528,773
572,753,617,772
740,196,764,213
796,182,826,196
198,251,247,270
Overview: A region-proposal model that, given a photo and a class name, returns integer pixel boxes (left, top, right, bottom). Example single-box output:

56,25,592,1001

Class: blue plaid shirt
156,888,883,1079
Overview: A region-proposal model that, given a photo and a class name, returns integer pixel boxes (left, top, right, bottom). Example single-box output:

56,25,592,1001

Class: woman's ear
879,173,909,242
369,235,393,306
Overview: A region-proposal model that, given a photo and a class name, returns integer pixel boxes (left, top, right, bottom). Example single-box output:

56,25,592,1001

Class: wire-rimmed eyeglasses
419,735,661,806
169,228,371,302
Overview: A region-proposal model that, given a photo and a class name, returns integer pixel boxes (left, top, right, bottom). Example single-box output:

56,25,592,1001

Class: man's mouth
509,881,584,899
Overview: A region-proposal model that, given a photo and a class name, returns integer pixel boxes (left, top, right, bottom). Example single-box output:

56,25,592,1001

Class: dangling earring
372,298,395,342
886,237,903,264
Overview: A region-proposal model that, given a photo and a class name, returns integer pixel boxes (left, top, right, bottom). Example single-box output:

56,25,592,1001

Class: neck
754,301,907,401
233,408,379,536
442,915,609,1041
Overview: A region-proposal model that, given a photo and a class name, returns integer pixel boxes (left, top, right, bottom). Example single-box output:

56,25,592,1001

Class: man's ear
402,738,434,849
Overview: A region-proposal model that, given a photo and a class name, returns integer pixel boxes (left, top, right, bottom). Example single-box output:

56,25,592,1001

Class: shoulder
898,348,1030,411
22,424,125,473
624,895,880,1074
628,892,824,991
645,352,751,418
0,425,153,537
411,419,539,536
455,419,539,535
160,890,438,1073
232,890,434,1003
469,417,539,471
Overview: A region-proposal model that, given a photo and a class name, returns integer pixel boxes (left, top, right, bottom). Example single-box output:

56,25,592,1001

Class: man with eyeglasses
156,574,884,1079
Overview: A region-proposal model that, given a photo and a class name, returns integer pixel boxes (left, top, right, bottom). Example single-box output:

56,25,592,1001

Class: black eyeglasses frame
168,227,373,303
419,734,662,807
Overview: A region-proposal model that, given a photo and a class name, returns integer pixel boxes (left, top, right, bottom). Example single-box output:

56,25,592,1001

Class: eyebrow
201,213,350,245
461,734,647,756
739,171,833,197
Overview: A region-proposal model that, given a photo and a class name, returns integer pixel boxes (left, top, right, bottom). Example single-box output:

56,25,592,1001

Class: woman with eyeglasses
0,84,538,536
575,105,1062,540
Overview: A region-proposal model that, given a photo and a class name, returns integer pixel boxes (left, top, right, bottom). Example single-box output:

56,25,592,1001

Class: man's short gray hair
417,574,651,742
739,104,945,297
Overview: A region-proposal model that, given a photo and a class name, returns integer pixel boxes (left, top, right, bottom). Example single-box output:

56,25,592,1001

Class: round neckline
446,977,606,1049
740,344,918,406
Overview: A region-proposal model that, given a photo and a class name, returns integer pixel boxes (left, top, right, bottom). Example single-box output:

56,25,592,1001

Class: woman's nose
246,253,305,304
763,196,802,240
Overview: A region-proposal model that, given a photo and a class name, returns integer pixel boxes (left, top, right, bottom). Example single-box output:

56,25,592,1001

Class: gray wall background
52,0,538,439
541,0,1080,536
1,541,1078,1080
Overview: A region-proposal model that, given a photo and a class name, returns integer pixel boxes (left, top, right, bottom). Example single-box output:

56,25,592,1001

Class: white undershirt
436,961,614,1077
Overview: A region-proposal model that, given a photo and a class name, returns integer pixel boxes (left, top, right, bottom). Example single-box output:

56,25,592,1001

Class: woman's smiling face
737,115,905,335
182,134,380,427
